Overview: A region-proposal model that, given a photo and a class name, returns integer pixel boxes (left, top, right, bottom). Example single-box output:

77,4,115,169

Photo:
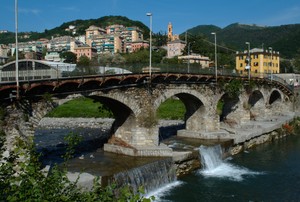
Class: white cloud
18,8,41,15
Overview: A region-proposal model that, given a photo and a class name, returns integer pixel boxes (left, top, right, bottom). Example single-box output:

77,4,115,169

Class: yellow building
236,48,280,77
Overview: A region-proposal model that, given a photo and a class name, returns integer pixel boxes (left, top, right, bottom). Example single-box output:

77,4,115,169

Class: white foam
144,181,183,202
199,145,262,181
199,162,261,181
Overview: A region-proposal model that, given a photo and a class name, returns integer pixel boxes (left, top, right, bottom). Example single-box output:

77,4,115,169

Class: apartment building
89,34,124,54
131,40,149,52
73,44,97,60
47,36,75,51
86,25,144,54
236,48,280,76
86,25,107,46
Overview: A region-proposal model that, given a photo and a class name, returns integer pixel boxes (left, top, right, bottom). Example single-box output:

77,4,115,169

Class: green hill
0,15,150,44
2,16,300,59
184,23,300,58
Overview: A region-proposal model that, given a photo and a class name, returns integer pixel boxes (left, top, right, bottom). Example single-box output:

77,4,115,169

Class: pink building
73,45,97,60
131,40,149,52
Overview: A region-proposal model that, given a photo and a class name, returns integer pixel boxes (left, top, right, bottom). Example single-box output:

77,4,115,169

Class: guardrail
0,64,296,93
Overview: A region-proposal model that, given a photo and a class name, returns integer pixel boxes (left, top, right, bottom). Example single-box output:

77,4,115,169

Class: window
240,63,243,67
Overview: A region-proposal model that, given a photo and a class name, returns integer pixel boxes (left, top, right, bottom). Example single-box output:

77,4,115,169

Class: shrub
0,132,152,201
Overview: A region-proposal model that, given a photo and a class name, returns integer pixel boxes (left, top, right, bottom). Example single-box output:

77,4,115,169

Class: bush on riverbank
0,133,152,201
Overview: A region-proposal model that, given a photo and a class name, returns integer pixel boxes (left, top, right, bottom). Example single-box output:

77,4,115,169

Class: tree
77,55,95,75
60,51,77,63
7,50,25,63
42,47,48,59
292,49,300,73
280,60,294,73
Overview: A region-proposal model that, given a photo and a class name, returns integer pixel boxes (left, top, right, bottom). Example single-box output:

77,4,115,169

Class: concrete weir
103,143,173,157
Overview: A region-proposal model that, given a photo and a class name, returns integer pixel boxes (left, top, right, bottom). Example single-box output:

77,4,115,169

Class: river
151,134,300,202
35,127,300,201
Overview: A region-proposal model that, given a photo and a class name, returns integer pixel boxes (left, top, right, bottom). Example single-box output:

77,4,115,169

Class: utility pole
15,0,19,99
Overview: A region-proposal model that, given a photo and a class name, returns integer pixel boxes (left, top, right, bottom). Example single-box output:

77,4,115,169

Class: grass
46,97,113,118
156,98,186,120
47,97,186,120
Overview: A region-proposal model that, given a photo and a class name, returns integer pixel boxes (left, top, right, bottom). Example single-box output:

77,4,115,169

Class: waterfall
199,145,223,170
199,145,261,181
113,158,176,193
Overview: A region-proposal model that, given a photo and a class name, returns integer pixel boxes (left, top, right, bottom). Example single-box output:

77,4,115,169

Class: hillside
1,16,300,59
185,23,300,58
0,15,150,44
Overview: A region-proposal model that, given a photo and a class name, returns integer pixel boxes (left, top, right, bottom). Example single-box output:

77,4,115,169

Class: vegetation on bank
46,97,186,120
0,131,153,201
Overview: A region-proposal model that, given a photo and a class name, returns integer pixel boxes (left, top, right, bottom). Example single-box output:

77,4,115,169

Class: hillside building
167,39,186,58
73,44,97,60
236,48,280,77
178,54,210,68
86,25,144,54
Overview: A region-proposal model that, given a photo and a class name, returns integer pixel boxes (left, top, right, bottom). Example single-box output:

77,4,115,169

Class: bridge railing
61,64,239,77
262,74,294,91
0,62,295,93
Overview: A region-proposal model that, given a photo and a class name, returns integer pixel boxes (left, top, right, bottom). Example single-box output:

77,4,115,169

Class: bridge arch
248,90,265,120
154,86,219,132
217,93,240,122
269,89,282,105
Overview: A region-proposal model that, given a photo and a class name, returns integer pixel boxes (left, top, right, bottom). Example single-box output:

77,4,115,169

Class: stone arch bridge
0,73,295,156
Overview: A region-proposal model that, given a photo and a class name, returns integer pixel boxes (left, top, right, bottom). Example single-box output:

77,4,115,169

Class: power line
184,31,237,53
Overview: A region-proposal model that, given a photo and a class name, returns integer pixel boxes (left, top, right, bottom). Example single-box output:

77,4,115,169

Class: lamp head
146,13,152,16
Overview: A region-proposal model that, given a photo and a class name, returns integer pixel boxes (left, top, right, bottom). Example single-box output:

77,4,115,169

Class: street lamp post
188,42,191,73
146,12,152,82
211,32,217,83
15,0,19,99
245,42,251,80
269,47,273,82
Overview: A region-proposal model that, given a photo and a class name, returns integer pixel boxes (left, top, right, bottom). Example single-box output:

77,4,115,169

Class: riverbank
171,112,300,176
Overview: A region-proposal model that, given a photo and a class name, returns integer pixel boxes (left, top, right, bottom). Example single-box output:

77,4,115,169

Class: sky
1,0,300,35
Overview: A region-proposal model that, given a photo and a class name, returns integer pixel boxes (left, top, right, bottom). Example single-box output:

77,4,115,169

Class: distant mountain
184,23,300,58
0,15,150,44
186,25,221,36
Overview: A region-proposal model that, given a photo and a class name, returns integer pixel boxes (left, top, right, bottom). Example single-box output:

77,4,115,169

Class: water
35,127,300,201
199,145,261,181
114,158,176,193
35,128,176,194
153,135,300,202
